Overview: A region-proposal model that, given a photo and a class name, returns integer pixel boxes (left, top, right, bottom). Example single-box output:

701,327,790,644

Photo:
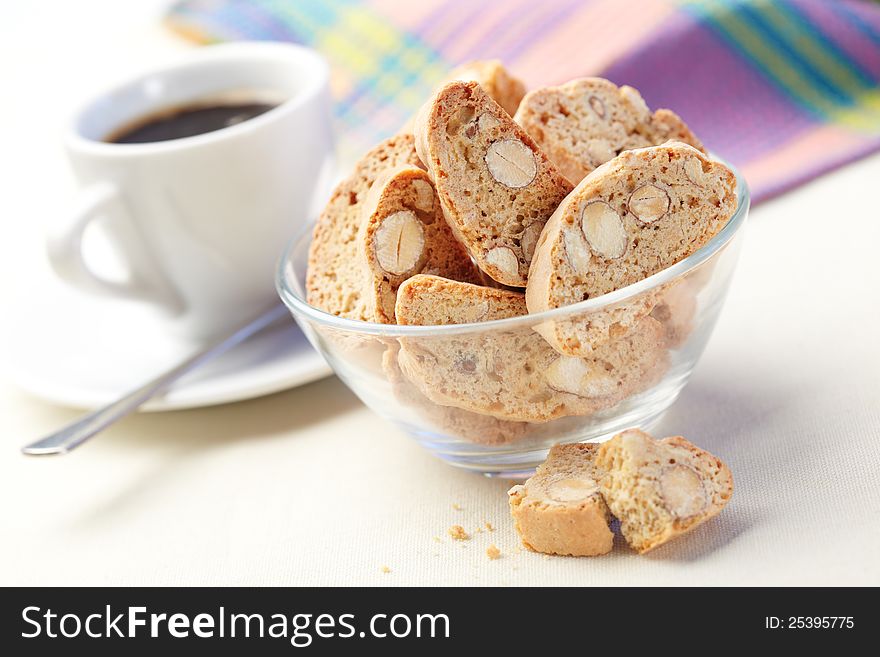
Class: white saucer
3,278,331,412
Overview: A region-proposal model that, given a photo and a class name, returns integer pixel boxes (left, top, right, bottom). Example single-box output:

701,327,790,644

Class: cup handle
46,182,182,313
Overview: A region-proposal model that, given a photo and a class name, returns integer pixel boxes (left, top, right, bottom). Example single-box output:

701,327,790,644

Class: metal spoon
21,304,291,456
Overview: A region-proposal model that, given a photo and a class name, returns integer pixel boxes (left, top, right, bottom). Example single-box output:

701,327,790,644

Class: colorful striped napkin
166,0,880,202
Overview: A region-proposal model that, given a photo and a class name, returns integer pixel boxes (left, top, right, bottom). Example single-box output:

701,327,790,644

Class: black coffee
107,101,277,144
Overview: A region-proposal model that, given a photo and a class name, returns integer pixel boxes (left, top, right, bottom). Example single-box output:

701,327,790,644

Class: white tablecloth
1,1,878,586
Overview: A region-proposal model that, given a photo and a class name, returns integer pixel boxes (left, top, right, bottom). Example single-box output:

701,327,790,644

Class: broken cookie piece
414,81,573,286
509,443,613,556
515,77,704,184
359,165,482,323
596,428,733,553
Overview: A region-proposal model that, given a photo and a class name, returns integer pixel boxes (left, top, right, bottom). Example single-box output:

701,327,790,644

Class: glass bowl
277,170,749,476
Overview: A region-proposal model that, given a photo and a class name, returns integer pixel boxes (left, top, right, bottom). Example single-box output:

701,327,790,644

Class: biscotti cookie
306,134,423,320
382,343,528,445
414,81,574,286
395,275,667,422
395,273,528,324
447,59,526,117
400,59,526,133
650,278,697,348
526,141,737,357
400,60,526,134
532,287,663,358
508,443,613,556
514,77,704,184
596,429,733,553
359,165,482,323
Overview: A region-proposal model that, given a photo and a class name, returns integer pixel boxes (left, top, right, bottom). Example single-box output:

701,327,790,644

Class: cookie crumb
380,565,391,574
486,544,501,560
484,521,495,532
448,525,470,540
452,503,462,511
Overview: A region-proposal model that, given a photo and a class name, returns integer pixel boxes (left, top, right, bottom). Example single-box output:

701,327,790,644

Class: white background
1,0,878,585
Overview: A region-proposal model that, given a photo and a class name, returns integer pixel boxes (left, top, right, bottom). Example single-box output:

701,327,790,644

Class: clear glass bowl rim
277,162,750,337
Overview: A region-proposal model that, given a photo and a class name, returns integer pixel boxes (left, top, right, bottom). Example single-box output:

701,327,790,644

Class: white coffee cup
49,42,335,340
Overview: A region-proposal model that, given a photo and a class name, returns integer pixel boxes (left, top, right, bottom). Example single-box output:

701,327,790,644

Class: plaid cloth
166,0,880,202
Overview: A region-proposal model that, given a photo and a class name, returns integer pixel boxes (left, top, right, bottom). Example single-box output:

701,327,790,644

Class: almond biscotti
400,60,526,134
447,59,526,117
395,275,667,422
395,273,528,325
532,287,664,358
596,429,733,553
514,77,704,184
307,134,423,320
526,141,737,357
382,343,528,445
650,278,698,348
508,443,613,556
359,165,482,323
414,81,574,286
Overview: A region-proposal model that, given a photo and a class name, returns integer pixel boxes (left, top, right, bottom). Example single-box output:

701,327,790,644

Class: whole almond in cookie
515,77,704,184
395,275,668,422
526,141,737,357
509,443,613,556
307,134,422,320
596,429,733,553
359,165,482,323
414,81,573,286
